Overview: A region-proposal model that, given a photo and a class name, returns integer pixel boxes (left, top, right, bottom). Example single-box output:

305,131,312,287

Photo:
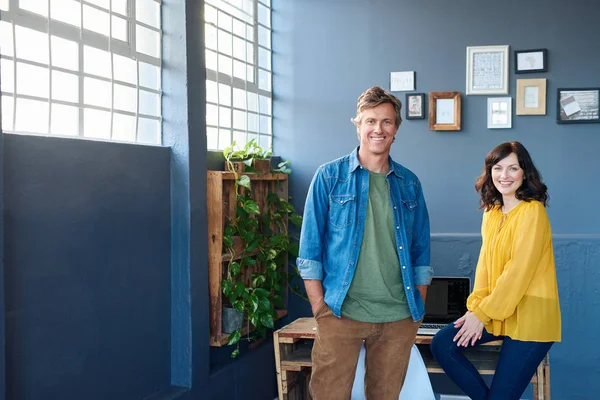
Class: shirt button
399,246,403,250
402,265,406,269
350,261,354,265
406,286,411,290
394,206,397,210
396,226,399,229
344,282,349,285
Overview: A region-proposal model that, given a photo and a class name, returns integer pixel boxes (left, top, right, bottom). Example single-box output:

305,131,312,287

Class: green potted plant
220,141,302,358
224,139,273,175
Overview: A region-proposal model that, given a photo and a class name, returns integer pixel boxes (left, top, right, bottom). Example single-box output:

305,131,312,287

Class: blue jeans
430,324,553,400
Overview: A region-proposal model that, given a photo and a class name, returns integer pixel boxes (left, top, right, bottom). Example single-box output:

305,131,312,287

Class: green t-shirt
341,170,411,323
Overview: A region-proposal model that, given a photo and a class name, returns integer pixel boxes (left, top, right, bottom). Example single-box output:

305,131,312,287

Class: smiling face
491,152,524,201
357,103,398,159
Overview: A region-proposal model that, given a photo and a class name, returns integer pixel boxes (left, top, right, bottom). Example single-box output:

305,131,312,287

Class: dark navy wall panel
4,135,171,400
273,0,600,398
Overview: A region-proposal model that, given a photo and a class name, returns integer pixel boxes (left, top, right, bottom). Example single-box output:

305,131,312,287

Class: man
297,86,432,399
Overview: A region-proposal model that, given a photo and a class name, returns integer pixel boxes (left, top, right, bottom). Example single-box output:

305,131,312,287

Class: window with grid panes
0,0,162,144
204,0,272,151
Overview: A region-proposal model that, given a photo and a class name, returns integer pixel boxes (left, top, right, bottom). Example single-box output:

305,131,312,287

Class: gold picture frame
516,78,547,115
429,92,461,131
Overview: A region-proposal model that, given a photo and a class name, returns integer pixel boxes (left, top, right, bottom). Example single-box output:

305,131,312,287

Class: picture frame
516,78,547,115
466,45,509,95
429,92,461,131
515,49,547,74
405,93,426,120
556,88,600,124
487,97,512,129
390,71,415,91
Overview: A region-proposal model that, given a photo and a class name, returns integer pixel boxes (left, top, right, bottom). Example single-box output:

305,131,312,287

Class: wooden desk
274,318,550,400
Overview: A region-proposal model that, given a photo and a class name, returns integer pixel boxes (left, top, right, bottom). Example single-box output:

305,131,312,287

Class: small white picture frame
390,71,415,91
487,97,512,129
466,45,510,95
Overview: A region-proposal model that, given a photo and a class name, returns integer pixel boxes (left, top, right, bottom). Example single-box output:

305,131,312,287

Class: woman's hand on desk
453,311,484,347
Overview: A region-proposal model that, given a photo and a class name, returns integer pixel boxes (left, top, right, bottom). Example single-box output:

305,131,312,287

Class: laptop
417,276,471,336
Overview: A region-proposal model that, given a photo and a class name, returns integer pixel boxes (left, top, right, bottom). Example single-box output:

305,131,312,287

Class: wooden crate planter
207,170,289,347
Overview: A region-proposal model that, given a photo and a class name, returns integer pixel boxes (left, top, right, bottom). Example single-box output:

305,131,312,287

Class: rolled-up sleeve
411,180,432,285
297,167,329,281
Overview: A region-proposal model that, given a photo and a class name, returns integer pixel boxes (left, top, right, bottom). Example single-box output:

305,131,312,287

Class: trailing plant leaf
237,175,251,189
242,199,260,215
227,330,241,346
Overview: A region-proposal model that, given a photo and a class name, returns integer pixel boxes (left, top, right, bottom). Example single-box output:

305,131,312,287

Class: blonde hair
351,86,403,129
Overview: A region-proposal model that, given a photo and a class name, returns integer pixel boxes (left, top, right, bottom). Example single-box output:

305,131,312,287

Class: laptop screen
423,277,471,324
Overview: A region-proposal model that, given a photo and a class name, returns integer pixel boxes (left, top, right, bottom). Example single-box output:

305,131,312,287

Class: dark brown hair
475,141,548,210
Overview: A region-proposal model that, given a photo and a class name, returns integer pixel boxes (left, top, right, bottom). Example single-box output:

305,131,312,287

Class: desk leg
274,332,285,400
544,363,550,399
535,362,545,400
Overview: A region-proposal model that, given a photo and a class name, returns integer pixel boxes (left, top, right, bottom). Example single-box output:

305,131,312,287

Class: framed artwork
390,71,415,91
556,88,600,124
405,93,426,120
516,78,547,115
487,97,512,129
515,49,547,74
466,45,510,95
429,91,461,131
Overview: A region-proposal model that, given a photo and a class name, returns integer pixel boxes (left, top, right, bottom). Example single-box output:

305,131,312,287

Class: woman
430,142,561,400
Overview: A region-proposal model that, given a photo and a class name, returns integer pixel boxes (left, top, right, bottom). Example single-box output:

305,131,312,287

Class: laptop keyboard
420,323,447,330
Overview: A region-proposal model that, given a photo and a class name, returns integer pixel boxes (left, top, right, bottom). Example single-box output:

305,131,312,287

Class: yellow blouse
467,200,561,342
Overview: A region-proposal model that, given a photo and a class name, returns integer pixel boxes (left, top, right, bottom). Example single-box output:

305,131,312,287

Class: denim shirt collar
349,146,404,179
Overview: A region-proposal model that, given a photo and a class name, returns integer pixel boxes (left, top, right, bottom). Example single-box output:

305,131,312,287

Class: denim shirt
297,147,433,322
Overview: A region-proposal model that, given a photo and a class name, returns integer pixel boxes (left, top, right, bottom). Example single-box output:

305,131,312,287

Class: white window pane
258,47,270,70
52,70,79,103
15,98,48,133
139,89,160,116
205,24,217,51
136,0,160,28
219,106,231,128
206,104,218,126
218,30,232,56
233,37,245,61
15,26,49,65
246,65,254,83
233,88,246,109
259,115,271,134
233,61,245,80
247,132,258,145
205,5,217,25
258,26,270,49
232,19,245,38
50,103,78,136
51,0,81,28
84,45,111,78
85,0,109,10
112,0,127,15
83,5,109,36
0,0,8,11
247,92,258,112
218,128,231,149
84,77,111,108
206,50,217,71
207,127,218,150
139,61,160,90
17,62,49,98
218,83,231,106
112,113,136,142
247,112,257,132
1,59,14,93
218,11,232,32
246,25,253,41
233,130,245,144
258,3,270,28
114,54,137,84
114,84,137,113
136,24,160,58
218,54,232,76
246,42,254,64
1,95,14,131
21,0,48,17
0,21,14,56
137,117,160,144
83,108,110,139
259,0,271,7
233,110,246,130
112,15,128,41
206,80,218,104
259,69,271,91
258,134,271,151
259,95,271,115
51,36,79,70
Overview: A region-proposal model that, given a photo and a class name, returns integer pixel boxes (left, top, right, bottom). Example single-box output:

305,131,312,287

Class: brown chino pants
310,304,420,400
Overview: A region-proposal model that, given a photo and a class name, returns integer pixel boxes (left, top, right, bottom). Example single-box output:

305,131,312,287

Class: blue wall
273,1,600,399
3,135,172,399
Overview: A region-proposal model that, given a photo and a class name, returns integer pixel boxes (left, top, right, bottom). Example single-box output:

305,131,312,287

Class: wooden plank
207,171,224,346
281,342,312,370
276,317,317,340
216,171,289,181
